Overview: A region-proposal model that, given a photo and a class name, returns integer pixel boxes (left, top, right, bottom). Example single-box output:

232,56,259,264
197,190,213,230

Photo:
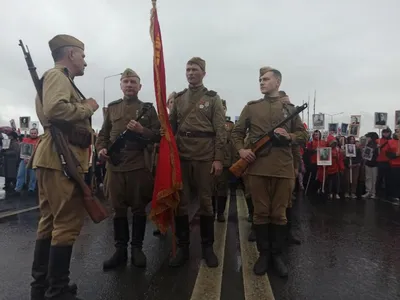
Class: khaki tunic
33,64,93,172
96,97,160,216
231,95,308,225
33,64,94,245
213,129,236,197
170,86,226,161
169,85,226,216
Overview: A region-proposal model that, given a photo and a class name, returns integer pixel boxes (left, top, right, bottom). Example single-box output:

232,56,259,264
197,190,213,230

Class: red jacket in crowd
307,138,327,164
317,135,344,182
377,138,390,163
22,137,39,148
387,139,400,168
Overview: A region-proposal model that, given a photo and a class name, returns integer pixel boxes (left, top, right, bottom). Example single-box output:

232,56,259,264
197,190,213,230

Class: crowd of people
0,128,40,196
301,128,400,203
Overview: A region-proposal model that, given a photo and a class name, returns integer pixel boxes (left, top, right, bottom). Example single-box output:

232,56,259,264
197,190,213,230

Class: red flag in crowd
149,0,183,234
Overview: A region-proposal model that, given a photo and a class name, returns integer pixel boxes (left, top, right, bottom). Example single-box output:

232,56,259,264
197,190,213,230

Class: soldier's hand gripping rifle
107,103,153,166
229,103,308,178
19,39,109,224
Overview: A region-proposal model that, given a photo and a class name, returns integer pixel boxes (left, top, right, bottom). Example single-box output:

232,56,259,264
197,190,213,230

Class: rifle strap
38,72,86,174
176,88,207,134
61,69,97,177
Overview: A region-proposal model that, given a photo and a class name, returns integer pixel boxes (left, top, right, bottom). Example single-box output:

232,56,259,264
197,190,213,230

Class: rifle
229,103,308,178
107,103,153,166
19,39,109,224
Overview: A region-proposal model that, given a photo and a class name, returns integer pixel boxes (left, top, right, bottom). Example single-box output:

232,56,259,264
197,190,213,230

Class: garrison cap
259,66,282,78
121,68,140,80
48,34,84,52
187,57,206,71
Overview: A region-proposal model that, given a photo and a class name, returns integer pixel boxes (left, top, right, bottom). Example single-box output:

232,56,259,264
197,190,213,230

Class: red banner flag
149,0,182,234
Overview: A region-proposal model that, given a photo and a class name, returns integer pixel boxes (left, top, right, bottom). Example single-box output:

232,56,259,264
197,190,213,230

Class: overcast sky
0,0,399,135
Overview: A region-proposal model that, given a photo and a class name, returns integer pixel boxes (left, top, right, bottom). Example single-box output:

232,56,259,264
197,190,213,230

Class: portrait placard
10,119,16,131
20,143,34,159
374,112,388,129
349,124,360,137
345,144,356,158
362,146,373,161
313,113,325,130
395,110,400,129
350,115,361,125
340,123,349,136
328,123,338,135
19,116,31,131
317,147,332,166
30,121,39,130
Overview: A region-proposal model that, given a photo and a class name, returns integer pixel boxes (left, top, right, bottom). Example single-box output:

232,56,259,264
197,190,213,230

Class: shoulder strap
176,88,206,133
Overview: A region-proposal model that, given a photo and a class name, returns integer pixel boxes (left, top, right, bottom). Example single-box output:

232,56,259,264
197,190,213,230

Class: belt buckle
185,132,192,137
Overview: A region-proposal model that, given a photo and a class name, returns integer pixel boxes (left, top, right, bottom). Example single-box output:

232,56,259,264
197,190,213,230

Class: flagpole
313,90,316,117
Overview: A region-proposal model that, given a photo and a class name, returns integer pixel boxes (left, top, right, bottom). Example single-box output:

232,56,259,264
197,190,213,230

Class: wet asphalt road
1,179,400,300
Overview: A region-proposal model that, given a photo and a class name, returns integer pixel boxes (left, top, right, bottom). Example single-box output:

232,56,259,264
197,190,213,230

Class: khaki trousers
105,168,153,217
36,168,85,245
178,160,214,216
249,175,294,225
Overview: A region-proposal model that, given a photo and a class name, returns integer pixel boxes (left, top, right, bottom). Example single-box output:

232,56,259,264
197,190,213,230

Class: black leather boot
31,238,77,300
169,215,190,267
253,224,270,275
131,215,147,268
216,196,227,222
245,196,254,223
44,245,82,300
103,218,129,270
247,223,256,242
200,215,219,268
286,208,301,245
270,224,288,277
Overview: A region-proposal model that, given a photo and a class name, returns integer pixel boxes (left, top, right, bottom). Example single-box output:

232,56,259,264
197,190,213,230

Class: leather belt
178,131,216,138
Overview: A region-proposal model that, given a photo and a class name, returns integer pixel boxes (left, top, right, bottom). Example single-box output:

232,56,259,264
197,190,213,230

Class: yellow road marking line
236,189,275,300
189,193,230,300
0,205,39,219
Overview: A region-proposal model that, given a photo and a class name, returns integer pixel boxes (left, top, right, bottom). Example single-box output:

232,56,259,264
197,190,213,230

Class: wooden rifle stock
19,39,109,224
51,126,109,224
229,102,308,178
229,135,272,178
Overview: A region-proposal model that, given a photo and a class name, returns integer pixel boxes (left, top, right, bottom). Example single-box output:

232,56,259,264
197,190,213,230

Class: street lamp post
103,73,122,107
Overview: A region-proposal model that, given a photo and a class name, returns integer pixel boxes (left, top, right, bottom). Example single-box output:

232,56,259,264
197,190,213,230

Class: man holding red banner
168,57,226,268
96,68,160,271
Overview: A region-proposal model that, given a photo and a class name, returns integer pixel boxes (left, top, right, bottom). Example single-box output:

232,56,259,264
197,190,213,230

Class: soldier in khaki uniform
96,69,160,271
30,35,99,300
231,66,308,277
212,101,235,222
168,57,225,268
